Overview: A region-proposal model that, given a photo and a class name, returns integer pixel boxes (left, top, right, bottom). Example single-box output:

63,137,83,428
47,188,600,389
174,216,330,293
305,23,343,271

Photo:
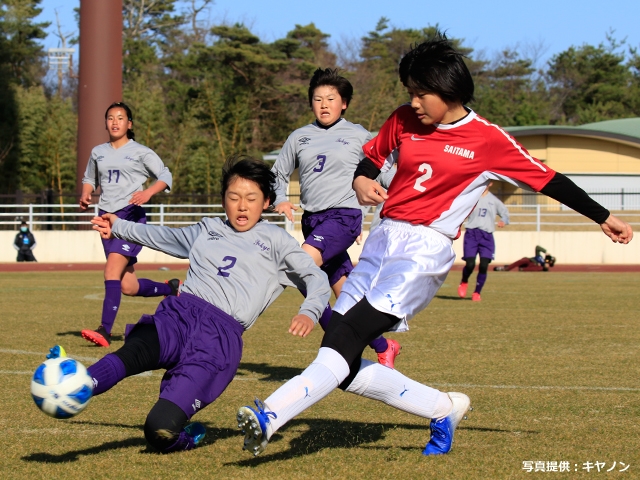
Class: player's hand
355,232,364,245
79,193,92,210
91,213,117,239
275,201,298,222
600,215,633,244
129,190,153,206
353,176,388,206
497,221,505,228
288,314,314,337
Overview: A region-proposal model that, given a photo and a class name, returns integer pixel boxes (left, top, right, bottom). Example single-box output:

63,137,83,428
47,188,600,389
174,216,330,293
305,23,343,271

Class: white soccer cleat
237,399,276,456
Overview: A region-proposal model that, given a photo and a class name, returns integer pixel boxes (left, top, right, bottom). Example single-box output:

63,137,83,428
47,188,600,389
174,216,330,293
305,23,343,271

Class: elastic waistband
380,218,452,243
178,292,244,335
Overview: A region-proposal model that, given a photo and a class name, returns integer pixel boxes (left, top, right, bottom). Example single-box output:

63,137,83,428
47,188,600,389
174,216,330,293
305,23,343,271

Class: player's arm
79,183,95,211
279,240,331,336
496,199,510,227
129,180,169,206
132,151,172,205
93,215,203,258
353,158,388,206
271,136,300,222
540,173,632,243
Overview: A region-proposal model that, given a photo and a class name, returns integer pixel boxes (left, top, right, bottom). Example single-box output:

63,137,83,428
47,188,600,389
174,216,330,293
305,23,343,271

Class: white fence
1,203,640,233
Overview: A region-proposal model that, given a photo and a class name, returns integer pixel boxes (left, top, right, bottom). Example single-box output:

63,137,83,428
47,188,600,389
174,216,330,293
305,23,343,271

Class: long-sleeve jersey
272,119,372,212
363,104,556,239
82,140,173,213
111,217,331,330
465,192,510,233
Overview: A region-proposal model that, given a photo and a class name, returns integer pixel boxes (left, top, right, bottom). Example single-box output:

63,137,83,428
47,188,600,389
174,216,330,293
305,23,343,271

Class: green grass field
1,270,638,479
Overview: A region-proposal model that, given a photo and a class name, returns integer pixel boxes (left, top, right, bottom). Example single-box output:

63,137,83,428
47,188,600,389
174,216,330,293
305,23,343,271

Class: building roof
506,117,640,148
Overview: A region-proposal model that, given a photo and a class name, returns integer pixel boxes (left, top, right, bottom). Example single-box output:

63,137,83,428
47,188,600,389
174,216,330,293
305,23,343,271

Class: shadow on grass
434,295,467,301
21,423,239,463
55,330,124,342
227,418,520,466
229,418,398,466
236,362,301,382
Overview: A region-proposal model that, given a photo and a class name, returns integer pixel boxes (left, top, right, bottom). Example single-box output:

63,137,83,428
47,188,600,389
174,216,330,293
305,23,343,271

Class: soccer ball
31,357,94,419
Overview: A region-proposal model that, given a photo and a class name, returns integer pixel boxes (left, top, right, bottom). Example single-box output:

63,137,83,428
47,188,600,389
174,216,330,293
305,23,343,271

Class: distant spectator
14,221,37,262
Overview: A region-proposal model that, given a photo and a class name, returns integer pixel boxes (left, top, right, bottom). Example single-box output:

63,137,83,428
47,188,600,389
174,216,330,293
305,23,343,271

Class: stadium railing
0,202,639,232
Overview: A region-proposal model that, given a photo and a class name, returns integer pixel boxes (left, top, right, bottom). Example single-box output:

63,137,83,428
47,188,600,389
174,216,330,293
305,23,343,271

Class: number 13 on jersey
413,163,432,192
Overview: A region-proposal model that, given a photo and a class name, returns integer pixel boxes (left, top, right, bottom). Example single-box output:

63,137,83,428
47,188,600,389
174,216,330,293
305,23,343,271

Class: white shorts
334,219,455,332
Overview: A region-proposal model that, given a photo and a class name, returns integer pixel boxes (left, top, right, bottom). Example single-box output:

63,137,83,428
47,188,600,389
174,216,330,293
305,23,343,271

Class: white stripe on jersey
473,116,548,172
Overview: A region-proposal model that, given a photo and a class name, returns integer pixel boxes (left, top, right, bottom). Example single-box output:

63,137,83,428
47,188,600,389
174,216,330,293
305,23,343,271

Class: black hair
398,32,474,105
308,68,353,111
105,101,135,140
220,155,276,207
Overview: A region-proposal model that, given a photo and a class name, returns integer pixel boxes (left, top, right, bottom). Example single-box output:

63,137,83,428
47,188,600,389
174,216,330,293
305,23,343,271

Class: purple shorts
462,228,495,260
132,293,244,419
100,204,146,267
302,208,362,286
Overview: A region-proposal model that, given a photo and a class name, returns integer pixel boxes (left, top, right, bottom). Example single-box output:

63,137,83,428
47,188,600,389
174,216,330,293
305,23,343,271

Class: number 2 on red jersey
413,163,432,192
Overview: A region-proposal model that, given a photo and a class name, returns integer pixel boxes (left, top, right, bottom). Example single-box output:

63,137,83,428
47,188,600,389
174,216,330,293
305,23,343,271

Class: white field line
4,349,639,391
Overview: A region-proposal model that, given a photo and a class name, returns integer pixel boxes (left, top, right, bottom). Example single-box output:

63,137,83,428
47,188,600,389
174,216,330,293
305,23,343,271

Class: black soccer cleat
165,278,181,297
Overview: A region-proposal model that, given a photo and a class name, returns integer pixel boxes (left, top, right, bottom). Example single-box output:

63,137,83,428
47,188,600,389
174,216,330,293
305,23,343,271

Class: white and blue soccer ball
31,357,93,419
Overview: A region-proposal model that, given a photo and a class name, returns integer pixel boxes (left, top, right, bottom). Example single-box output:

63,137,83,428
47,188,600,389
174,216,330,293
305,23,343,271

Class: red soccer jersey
364,104,556,239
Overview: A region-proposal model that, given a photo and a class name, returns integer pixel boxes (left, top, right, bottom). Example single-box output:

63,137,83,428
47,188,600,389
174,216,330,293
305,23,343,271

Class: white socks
345,359,452,420
264,347,350,437
262,351,454,439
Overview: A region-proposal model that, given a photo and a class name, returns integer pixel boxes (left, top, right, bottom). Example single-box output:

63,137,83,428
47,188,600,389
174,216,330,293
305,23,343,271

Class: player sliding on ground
237,32,633,458
51,157,330,453
272,68,400,368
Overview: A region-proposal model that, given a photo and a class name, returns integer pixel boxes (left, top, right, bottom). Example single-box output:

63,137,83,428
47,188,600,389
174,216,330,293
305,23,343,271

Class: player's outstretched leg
422,392,472,455
342,359,472,455
237,347,351,456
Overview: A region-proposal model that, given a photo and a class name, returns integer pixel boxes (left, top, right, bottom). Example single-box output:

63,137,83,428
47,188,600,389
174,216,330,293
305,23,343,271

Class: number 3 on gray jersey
413,163,432,192
313,155,327,173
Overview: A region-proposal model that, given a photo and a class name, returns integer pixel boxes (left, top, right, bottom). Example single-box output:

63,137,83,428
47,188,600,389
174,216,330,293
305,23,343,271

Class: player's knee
479,258,491,274
144,399,187,452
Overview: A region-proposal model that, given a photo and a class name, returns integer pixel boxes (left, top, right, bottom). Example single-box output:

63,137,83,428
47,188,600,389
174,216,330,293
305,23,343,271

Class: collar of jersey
314,117,344,130
434,108,476,130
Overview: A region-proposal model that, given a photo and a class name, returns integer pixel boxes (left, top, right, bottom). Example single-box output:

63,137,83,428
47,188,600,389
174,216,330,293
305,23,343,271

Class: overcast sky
36,0,640,67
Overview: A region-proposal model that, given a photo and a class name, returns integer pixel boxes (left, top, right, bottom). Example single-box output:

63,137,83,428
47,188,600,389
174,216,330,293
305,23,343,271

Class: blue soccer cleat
183,422,206,446
237,399,277,456
46,345,67,359
422,392,471,455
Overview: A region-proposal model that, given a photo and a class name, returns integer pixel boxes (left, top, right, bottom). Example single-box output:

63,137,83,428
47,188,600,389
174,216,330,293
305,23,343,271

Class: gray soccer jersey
464,192,510,233
272,119,372,212
82,140,173,213
111,217,331,330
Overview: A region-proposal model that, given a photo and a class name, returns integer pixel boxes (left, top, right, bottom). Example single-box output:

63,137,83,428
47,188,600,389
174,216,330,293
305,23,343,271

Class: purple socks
369,336,389,353
87,353,127,395
101,280,122,334
317,303,332,330
136,279,171,297
475,273,487,294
